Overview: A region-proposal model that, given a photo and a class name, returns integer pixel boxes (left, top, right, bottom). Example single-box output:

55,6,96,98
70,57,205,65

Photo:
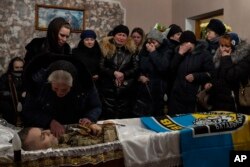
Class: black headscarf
46,17,71,53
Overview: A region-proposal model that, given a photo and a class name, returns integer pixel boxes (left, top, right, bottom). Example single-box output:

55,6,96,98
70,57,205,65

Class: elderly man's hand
89,124,102,136
79,118,92,126
50,119,65,138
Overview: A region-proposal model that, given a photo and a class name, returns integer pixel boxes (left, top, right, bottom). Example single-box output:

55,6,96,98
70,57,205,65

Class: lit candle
12,133,21,163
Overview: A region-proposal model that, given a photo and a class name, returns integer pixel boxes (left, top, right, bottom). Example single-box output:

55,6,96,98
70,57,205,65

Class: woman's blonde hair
47,70,73,87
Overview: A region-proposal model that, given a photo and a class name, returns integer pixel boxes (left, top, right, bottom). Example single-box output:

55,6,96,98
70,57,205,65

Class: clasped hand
185,74,194,82
114,71,124,87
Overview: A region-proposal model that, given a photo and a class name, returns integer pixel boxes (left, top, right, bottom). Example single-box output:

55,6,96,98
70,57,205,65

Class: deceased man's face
24,128,58,150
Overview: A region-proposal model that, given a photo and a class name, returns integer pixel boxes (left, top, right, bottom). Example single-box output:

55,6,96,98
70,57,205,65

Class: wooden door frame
188,9,224,39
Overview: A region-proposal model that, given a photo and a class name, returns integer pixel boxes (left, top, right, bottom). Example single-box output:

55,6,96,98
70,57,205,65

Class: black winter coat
163,39,180,97
135,41,170,116
168,41,214,115
0,73,24,125
99,37,138,119
72,40,102,76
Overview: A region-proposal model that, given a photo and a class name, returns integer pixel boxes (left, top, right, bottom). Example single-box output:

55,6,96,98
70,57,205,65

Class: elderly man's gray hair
48,70,73,87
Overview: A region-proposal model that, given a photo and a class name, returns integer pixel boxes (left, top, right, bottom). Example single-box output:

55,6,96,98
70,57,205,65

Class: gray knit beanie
147,29,164,44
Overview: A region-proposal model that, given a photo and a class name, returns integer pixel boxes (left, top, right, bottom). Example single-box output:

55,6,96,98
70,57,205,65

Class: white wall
117,0,172,33
116,0,250,41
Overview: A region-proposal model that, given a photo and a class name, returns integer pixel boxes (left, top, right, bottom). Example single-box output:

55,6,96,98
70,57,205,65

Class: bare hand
114,71,124,80
114,71,124,87
115,78,123,87
92,75,99,81
79,118,92,126
146,42,156,52
138,75,150,84
185,74,194,82
204,83,213,90
22,91,26,98
179,42,193,55
50,119,65,138
89,124,102,136
220,47,232,56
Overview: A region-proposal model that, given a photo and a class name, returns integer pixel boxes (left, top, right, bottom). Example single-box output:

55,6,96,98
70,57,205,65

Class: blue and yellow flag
141,112,250,167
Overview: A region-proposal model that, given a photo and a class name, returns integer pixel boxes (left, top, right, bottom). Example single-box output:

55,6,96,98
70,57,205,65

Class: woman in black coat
99,25,138,119
168,31,214,115
134,28,170,117
22,53,102,137
0,57,25,125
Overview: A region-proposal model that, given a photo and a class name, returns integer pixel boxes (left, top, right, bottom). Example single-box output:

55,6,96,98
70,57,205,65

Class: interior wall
172,0,250,41
0,0,124,74
117,0,172,34
1,0,250,74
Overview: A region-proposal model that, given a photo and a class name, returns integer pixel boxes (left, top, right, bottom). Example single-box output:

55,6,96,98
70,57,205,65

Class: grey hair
47,70,73,87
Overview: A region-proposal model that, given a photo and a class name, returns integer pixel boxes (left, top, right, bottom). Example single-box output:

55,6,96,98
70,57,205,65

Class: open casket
1,111,250,167
0,121,124,167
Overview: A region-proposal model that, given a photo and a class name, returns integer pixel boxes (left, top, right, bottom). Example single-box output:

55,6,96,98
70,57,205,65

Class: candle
12,133,21,162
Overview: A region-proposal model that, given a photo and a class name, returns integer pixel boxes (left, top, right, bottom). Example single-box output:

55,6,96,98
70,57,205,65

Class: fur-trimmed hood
213,40,250,68
99,36,136,58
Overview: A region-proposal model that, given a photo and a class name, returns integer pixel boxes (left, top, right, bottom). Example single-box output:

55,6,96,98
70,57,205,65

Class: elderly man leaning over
22,54,102,138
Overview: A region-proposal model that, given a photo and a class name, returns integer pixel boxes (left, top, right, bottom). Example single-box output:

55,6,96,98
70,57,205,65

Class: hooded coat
22,53,101,128
99,36,138,119
209,40,250,113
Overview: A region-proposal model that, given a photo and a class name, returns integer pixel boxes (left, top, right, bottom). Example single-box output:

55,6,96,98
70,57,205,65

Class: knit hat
147,29,164,44
167,24,182,39
179,30,197,44
206,19,226,36
228,32,240,50
112,24,129,36
80,30,97,40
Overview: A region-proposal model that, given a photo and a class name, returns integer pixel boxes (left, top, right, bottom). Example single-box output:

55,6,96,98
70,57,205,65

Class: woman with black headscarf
24,17,72,67
0,57,25,126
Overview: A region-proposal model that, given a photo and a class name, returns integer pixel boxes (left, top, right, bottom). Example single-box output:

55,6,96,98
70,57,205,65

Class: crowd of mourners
0,17,250,150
